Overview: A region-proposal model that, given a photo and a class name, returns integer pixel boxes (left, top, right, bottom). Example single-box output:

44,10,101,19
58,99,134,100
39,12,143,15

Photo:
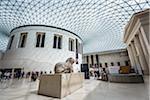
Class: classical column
127,45,135,68
139,27,149,52
130,43,138,73
139,32,149,64
131,41,143,75
134,35,149,74
88,55,91,67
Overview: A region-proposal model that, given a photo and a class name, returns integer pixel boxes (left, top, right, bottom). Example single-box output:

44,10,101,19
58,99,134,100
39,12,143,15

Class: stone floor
0,76,149,100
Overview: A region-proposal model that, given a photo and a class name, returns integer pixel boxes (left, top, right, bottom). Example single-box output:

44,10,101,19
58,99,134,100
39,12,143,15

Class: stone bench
108,74,144,83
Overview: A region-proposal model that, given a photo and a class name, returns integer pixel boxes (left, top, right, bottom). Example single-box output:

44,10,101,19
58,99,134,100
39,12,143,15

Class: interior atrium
0,0,149,100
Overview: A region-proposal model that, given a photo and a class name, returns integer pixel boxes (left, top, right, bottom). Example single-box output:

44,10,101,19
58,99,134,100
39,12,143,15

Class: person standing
6,72,10,80
98,67,103,80
21,71,25,78
0,71,2,81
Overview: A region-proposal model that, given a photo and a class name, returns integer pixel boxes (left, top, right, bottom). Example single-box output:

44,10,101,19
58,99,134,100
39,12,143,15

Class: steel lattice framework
0,0,150,53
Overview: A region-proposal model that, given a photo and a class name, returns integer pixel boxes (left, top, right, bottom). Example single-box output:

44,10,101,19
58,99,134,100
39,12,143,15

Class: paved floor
0,76,149,100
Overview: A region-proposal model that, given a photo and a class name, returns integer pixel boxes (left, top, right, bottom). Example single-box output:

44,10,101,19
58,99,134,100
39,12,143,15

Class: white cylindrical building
1,25,83,73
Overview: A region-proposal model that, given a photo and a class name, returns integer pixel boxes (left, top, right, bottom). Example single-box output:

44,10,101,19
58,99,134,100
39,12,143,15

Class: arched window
36,32,45,47
69,38,74,51
53,34,62,49
8,35,14,50
18,33,27,48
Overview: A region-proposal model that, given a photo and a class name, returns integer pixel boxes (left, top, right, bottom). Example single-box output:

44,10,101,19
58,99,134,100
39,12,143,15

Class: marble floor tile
0,76,149,100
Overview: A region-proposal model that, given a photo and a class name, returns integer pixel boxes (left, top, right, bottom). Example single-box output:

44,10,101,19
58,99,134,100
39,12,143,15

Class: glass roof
0,0,150,53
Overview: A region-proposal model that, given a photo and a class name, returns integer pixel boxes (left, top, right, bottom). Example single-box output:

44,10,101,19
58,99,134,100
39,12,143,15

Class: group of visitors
89,66,109,81
99,67,109,81
0,71,24,81
25,71,52,81
0,70,52,82
30,71,46,81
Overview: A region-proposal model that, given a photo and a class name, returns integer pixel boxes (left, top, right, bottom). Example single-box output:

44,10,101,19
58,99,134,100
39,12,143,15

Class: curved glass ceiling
0,0,150,53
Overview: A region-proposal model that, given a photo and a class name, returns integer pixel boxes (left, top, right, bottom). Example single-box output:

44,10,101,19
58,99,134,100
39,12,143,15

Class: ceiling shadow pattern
0,0,149,52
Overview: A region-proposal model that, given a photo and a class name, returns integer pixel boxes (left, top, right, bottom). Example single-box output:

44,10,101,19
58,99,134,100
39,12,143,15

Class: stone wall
83,49,130,67
1,25,83,73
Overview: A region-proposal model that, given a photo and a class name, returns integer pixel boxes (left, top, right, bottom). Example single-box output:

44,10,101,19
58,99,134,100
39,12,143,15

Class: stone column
134,35,149,74
131,41,143,75
88,55,91,67
140,27,149,52
139,32,149,64
130,43,138,74
127,45,135,68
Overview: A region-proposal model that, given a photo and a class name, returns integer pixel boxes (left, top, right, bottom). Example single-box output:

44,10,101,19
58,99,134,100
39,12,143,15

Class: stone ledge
38,73,84,98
